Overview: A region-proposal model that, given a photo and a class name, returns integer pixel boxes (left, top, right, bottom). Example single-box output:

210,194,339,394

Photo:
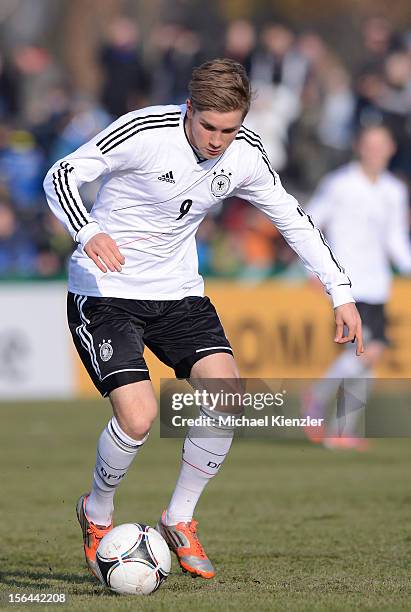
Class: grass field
1,399,410,611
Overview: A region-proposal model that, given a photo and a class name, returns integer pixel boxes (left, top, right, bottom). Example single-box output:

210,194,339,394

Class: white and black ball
96,523,171,595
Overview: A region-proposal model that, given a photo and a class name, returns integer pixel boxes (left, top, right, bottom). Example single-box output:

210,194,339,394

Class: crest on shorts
211,169,232,198
99,339,113,362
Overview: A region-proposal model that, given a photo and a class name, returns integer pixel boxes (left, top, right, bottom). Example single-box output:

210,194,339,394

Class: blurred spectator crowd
1,15,410,280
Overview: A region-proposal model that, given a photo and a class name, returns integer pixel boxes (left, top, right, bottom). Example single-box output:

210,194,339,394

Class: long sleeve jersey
306,162,411,303
43,104,353,307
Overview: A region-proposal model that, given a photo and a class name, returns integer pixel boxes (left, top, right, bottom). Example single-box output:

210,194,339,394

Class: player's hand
334,302,364,356
84,232,125,273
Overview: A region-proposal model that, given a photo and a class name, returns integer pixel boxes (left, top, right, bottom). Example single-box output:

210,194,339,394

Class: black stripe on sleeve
306,213,315,229
52,173,79,232
237,129,270,164
296,206,314,229
239,126,273,164
318,229,345,273
52,169,82,232
297,205,345,274
96,111,181,148
99,120,180,154
237,127,274,170
235,134,277,184
241,125,264,141
240,126,265,147
239,131,347,279
60,162,89,226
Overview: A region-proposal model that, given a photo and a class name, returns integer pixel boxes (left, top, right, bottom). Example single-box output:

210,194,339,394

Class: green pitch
1,400,410,612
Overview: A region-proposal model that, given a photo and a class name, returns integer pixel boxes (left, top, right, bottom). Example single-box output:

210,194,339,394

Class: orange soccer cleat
323,436,370,451
156,511,215,579
76,494,113,581
301,390,326,443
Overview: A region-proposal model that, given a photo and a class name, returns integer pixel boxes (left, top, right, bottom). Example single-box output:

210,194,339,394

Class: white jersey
43,104,353,307
306,162,411,303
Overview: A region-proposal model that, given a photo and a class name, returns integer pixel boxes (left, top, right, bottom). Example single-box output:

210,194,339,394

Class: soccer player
303,124,411,448
43,58,362,580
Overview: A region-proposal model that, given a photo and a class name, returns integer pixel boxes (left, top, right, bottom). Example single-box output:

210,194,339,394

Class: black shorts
356,302,387,344
67,293,233,397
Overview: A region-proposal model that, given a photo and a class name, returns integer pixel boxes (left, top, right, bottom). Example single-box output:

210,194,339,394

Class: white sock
311,348,370,415
164,428,233,525
86,416,148,526
327,375,372,437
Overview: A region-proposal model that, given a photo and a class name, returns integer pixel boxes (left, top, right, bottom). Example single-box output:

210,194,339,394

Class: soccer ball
96,523,171,595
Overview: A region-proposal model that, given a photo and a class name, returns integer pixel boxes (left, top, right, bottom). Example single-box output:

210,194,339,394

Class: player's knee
114,401,157,441
128,421,153,440
110,381,158,440
120,410,157,440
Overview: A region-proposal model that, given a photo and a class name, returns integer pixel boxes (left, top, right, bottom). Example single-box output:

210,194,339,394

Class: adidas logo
158,170,175,183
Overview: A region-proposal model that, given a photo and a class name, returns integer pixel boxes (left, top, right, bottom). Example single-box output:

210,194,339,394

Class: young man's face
185,100,244,159
356,127,396,174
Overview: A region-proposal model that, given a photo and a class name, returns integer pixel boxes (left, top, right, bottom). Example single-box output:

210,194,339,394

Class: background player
43,59,362,580
303,124,411,448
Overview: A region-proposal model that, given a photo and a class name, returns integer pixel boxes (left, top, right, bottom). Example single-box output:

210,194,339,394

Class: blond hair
188,58,251,117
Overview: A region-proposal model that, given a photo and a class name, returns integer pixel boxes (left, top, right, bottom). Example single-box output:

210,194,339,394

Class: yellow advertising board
75,279,411,397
